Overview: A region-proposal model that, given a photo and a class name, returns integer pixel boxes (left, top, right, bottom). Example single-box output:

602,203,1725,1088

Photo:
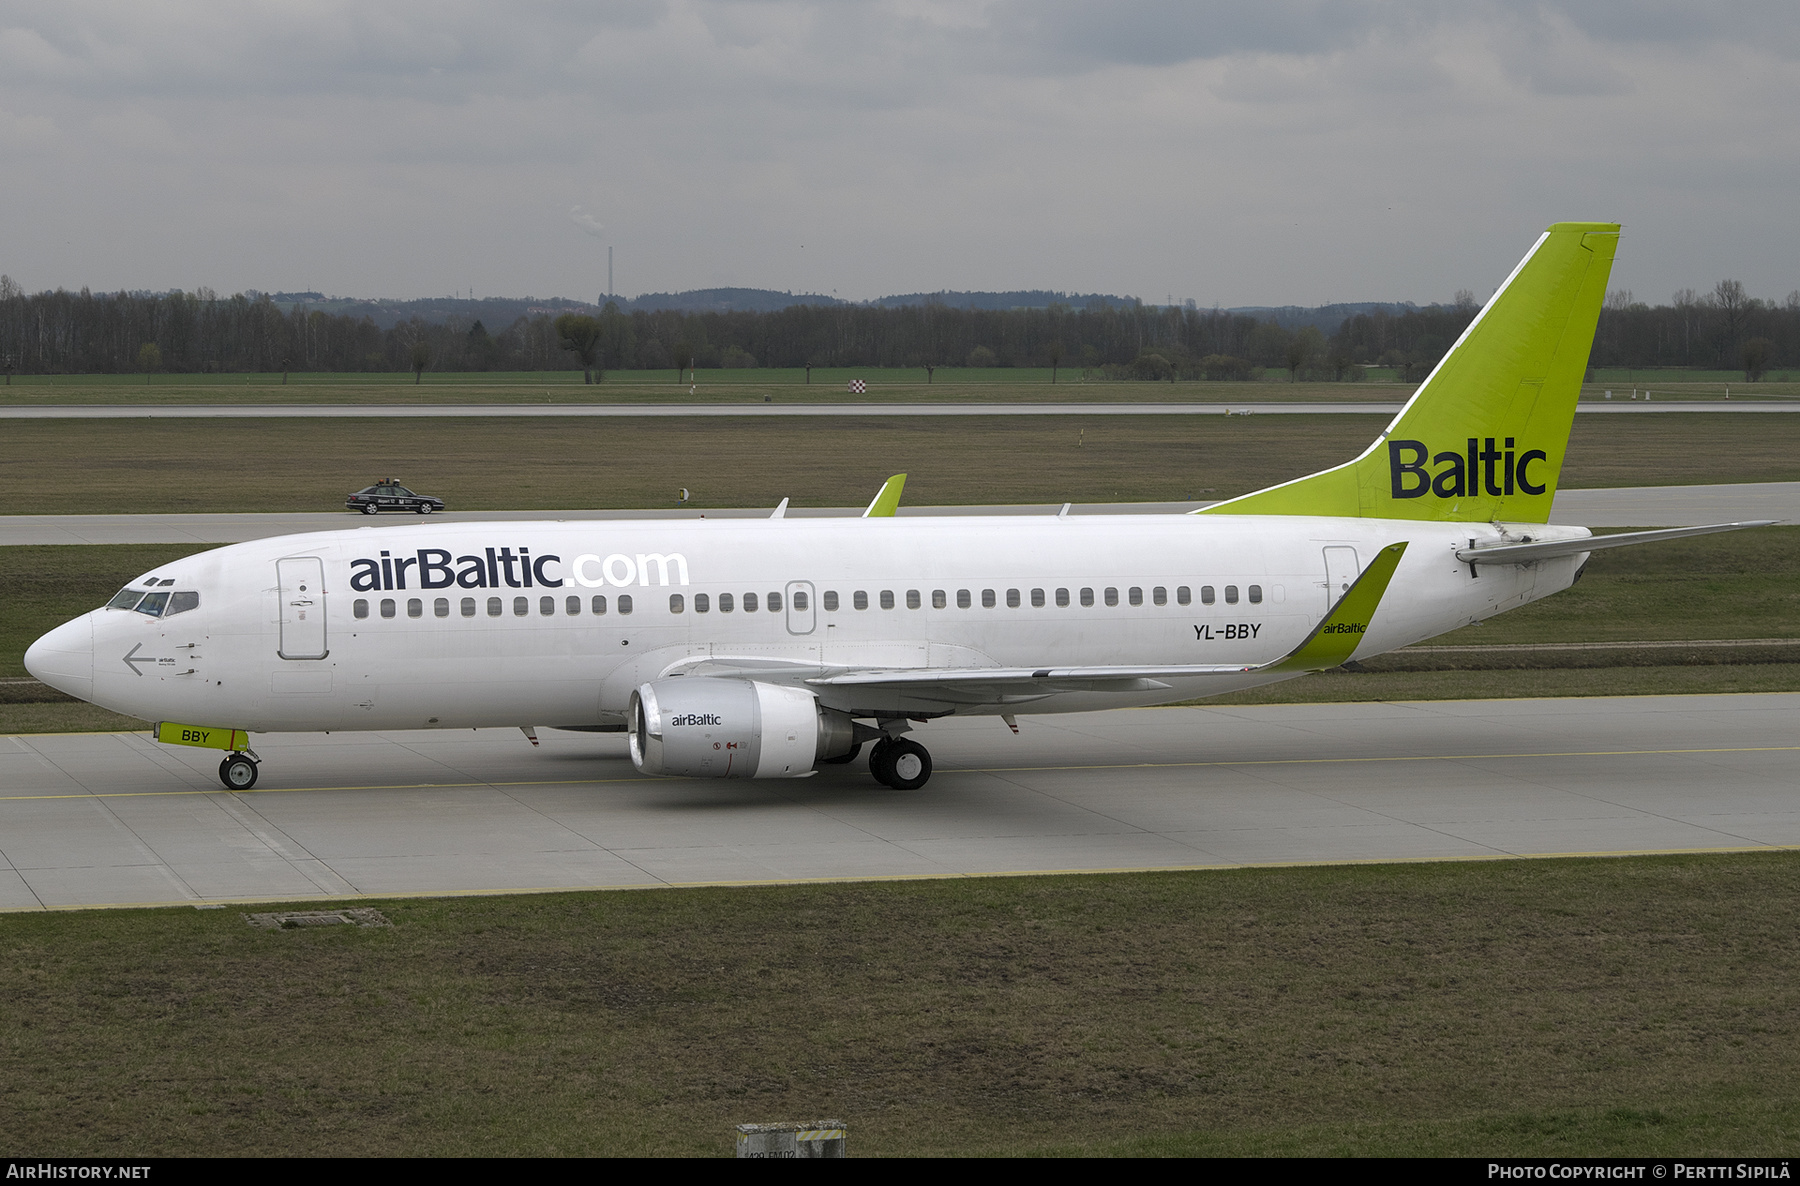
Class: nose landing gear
868,737,932,789
219,752,260,790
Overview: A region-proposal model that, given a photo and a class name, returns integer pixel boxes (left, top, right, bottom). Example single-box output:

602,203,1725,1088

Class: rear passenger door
1322,546,1360,613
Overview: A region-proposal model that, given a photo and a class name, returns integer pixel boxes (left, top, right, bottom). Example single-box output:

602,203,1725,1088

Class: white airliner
24,223,1770,792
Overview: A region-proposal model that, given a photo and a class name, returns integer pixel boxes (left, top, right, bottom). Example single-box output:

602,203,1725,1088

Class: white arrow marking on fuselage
123,643,157,676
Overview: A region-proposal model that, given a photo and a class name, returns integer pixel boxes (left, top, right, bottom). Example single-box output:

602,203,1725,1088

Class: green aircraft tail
1201,222,1619,523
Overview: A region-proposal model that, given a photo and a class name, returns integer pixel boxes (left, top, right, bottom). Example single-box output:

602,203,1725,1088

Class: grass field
3,411,1800,517
4,854,1800,1156
3,369,1796,405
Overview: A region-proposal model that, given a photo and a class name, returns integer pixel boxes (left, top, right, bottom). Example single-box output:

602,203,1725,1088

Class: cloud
569,206,606,239
0,0,1796,304
0,104,56,149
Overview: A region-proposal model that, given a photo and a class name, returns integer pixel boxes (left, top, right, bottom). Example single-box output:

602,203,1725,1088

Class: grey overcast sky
2,1,1796,307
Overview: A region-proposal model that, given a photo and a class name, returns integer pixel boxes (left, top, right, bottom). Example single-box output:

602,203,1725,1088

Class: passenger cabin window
956,589,971,609
1128,587,1143,607
435,598,450,618
1056,588,1069,607
1006,589,1020,608
792,591,808,611
618,594,633,615
1030,588,1044,607
743,592,758,612
854,591,869,610
694,593,710,613
407,598,422,618
669,594,684,613
591,595,608,615
932,590,947,609
1248,585,1263,604
1224,585,1239,605
354,599,369,619
487,597,502,617
718,593,733,613
768,591,782,612
1080,588,1094,607
381,598,396,619
1200,586,1215,605
540,596,555,616
1104,587,1119,607
462,597,476,617
906,590,920,609
513,597,529,616
567,595,582,615
821,591,836,611
1152,587,1166,606
1176,586,1191,605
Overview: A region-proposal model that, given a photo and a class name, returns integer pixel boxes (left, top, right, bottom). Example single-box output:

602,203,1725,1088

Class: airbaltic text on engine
347,547,690,591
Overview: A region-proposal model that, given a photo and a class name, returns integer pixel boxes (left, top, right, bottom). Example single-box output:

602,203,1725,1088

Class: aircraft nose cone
25,614,94,702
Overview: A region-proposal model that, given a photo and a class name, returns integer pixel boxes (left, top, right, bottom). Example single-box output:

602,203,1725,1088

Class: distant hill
1225,301,1423,335
865,290,1137,311
623,288,1139,313
259,293,601,331
625,288,845,313
256,287,1428,332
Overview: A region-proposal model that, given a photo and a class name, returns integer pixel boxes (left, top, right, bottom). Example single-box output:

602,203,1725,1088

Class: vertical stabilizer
1201,222,1619,523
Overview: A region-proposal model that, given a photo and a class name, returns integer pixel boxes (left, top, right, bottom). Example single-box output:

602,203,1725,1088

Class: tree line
2,275,1797,381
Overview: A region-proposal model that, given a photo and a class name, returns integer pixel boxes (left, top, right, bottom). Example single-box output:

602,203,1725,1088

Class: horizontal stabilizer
1456,520,1778,566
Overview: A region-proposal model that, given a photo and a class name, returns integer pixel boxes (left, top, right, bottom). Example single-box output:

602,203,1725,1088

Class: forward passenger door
277,557,329,659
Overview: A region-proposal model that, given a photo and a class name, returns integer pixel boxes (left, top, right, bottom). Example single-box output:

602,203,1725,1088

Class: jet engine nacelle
628,677,855,779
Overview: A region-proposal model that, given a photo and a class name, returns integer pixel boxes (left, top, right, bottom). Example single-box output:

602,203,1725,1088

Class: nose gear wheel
218,753,259,790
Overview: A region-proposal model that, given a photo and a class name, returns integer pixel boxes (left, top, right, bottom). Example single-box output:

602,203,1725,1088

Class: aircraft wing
803,542,1410,703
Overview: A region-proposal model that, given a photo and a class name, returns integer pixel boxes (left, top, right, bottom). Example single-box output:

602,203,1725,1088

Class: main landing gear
868,737,932,790
218,752,259,790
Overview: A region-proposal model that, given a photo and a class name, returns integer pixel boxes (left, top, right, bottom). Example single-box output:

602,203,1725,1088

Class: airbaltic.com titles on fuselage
347,547,691,592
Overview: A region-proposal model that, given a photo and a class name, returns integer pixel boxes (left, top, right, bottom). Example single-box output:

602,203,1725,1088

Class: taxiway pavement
4,693,1796,911
4,400,1798,419
2,482,1793,545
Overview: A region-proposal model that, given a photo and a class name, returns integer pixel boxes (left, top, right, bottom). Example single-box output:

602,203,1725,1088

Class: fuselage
25,513,1589,733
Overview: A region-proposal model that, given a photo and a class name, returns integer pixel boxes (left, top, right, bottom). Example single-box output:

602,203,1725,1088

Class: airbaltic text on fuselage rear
347,547,691,592
1388,438,1550,499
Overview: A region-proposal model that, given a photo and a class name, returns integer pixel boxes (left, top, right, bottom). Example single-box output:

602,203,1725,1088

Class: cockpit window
166,591,200,616
134,591,171,617
107,588,146,610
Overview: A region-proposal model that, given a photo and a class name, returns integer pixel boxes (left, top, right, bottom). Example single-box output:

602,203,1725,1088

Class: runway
4,693,1797,911
3,482,1793,544
3,399,1797,419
